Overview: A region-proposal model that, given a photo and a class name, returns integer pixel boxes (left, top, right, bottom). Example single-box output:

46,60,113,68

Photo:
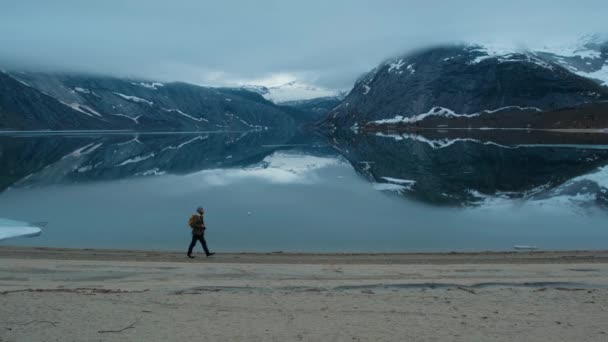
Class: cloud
0,0,606,89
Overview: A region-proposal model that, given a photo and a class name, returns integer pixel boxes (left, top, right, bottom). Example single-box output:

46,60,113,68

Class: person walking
187,207,215,258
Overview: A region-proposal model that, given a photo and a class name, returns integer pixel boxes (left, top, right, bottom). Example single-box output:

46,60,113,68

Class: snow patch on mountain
132,82,164,90
161,107,208,122
371,106,542,125
468,35,608,85
59,101,103,117
113,92,154,105
388,59,405,73
74,87,91,94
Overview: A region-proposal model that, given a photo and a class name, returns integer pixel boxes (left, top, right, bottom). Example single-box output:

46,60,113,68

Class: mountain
0,71,299,131
322,42,608,131
0,71,114,130
242,81,344,103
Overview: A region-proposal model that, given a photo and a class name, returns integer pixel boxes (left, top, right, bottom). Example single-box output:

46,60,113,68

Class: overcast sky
0,0,606,89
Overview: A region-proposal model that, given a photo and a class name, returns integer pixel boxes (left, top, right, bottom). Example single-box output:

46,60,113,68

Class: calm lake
1,129,607,252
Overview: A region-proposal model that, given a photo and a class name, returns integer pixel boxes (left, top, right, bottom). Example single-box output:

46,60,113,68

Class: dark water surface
1,130,607,252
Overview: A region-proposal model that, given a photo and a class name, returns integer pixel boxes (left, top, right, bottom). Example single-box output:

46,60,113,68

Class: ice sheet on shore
0,218,42,241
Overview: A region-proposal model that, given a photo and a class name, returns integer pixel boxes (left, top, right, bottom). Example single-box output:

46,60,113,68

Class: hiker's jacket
190,214,206,236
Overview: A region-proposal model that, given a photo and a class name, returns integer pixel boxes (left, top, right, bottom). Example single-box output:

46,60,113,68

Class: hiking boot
187,253,195,259
206,252,216,257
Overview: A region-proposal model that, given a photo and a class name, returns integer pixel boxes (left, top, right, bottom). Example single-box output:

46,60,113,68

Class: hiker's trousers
188,234,211,256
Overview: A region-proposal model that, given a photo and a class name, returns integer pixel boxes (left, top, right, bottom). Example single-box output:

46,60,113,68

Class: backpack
188,215,198,229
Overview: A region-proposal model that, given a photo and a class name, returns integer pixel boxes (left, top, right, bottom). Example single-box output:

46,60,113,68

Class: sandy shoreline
2,247,608,341
2,246,608,264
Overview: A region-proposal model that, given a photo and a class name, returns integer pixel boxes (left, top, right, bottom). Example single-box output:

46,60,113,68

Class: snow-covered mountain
460,34,608,86
534,34,608,86
242,81,345,103
322,37,608,131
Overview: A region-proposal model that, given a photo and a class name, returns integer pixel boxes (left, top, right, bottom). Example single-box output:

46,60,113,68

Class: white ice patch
362,85,371,95
116,153,155,166
0,218,42,241
161,108,209,122
406,64,415,74
113,92,154,105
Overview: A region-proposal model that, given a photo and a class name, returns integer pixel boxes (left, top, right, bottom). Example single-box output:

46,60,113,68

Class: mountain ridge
322,41,608,131
0,71,304,131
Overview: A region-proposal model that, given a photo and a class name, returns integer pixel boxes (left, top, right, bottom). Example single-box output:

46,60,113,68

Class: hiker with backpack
187,207,215,258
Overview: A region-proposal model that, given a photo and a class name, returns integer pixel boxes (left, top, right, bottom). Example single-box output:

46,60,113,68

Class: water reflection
332,130,608,209
1,129,608,251
1,129,608,210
